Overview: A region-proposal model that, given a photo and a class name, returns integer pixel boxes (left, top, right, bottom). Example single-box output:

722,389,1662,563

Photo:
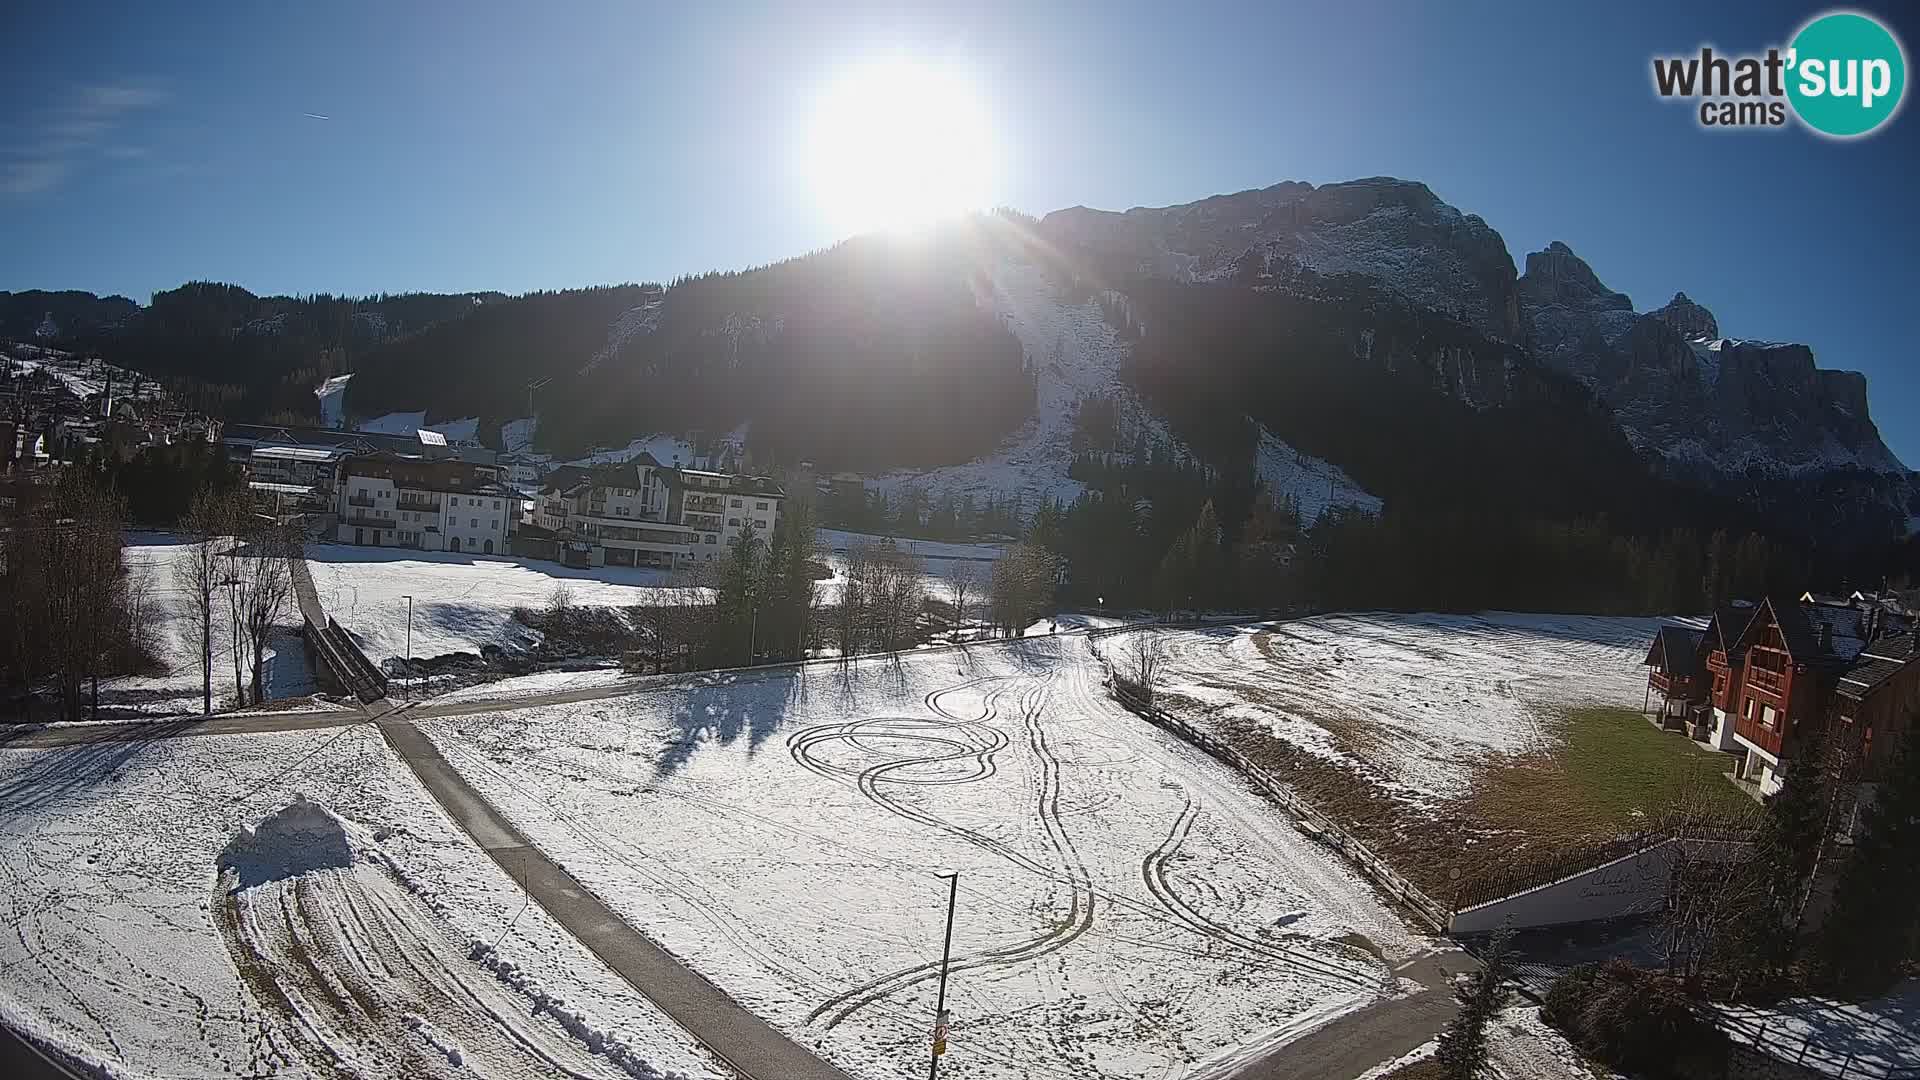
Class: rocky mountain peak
1648,291,1719,340
1516,242,1631,312
1040,177,1520,340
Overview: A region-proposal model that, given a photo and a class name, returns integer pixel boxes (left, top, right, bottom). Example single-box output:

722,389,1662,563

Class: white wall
1449,838,1748,934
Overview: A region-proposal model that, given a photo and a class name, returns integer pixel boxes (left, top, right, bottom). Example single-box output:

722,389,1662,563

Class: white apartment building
335,452,524,555
525,454,784,569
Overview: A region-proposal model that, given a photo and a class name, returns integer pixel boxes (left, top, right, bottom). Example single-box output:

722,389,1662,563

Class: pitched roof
1761,596,1869,666
1836,634,1920,701
1645,625,1707,677
1706,604,1757,654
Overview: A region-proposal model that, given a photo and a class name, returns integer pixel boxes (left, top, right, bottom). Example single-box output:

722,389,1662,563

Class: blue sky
3,1,1917,464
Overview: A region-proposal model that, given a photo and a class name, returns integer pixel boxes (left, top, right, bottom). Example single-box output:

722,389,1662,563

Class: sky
2,0,1917,463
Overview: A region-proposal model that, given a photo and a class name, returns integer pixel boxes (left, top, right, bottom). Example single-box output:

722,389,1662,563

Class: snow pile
216,794,359,887
0,726,728,1080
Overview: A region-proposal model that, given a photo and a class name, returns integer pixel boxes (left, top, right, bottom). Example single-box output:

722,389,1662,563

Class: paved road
1211,950,1474,1080
375,717,854,1080
0,707,366,748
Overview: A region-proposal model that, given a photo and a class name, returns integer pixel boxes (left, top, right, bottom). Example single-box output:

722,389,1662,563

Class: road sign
931,1010,950,1056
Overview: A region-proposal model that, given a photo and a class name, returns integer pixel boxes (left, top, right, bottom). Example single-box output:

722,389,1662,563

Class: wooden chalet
1643,624,1708,729
1700,605,1759,752
1725,597,1878,796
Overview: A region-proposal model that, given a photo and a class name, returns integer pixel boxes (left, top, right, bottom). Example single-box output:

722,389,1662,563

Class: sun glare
806,59,996,236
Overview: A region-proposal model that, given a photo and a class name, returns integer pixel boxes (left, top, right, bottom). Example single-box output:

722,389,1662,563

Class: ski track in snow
419,639,1424,1080
0,727,726,1080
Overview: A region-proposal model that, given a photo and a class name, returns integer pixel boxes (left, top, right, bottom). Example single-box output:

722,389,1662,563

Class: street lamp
928,871,959,1079
402,594,414,698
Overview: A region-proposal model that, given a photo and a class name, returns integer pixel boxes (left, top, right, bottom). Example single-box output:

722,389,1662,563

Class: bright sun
806,59,995,235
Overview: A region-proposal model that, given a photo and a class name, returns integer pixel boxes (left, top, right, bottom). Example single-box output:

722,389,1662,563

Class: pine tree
1436,926,1514,1079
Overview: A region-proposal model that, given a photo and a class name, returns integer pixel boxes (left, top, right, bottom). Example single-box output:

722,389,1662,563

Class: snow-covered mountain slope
1041,177,1521,340
867,255,1384,519
1254,426,1383,523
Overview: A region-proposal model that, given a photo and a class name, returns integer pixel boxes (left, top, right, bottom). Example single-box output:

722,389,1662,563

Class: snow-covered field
815,528,1005,607
1110,612,1663,802
91,534,314,719
417,638,1425,1080
0,726,726,1079
306,545,697,665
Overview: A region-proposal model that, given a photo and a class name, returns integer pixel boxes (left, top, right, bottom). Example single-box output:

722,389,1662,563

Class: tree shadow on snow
0,719,195,816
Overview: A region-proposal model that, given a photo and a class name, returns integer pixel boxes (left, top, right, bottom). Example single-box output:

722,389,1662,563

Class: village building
517,454,785,569
1653,597,1916,800
333,452,524,554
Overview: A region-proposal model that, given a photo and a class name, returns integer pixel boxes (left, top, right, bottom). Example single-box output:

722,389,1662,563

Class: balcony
397,498,441,513
1746,665,1787,697
347,495,376,508
342,513,390,529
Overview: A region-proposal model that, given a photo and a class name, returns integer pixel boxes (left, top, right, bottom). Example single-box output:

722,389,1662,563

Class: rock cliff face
1037,179,1913,539
1512,241,1912,536
1041,177,1522,341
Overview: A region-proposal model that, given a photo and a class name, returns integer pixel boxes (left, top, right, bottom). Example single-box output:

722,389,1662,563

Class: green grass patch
1470,707,1755,850
1556,707,1755,824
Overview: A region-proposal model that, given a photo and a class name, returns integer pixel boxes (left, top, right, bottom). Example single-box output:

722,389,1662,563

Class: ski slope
866,256,1379,522
417,638,1422,1080
0,727,725,1080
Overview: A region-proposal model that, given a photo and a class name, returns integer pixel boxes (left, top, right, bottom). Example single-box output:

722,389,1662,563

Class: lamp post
402,594,414,698
928,871,959,1079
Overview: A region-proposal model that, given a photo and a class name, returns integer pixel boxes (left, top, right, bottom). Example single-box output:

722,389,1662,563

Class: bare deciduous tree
174,486,239,715
946,561,979,636
1120,632,1166,705
225,517,296,706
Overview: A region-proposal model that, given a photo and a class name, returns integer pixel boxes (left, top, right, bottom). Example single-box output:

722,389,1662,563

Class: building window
756,501,768,510
731,498,743,507
493,499,501,509
728,518,740,527
705,535,716,544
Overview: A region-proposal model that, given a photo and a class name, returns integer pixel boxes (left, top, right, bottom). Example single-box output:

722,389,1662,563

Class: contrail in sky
303,112,331,120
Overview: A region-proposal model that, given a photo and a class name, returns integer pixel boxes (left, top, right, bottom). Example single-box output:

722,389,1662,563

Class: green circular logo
1787,11,1907,137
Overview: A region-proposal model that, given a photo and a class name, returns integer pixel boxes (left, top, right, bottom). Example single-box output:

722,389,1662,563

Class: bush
1542,961,1728,1079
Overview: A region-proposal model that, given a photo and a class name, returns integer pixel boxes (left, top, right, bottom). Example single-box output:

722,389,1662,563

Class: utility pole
403,594,414,698
929,871,958,1079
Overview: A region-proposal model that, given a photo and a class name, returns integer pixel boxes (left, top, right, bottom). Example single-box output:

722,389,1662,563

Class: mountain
1515,239,1914,538
10,177,1912,549
0,290,139,341
1029,179,1914,540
